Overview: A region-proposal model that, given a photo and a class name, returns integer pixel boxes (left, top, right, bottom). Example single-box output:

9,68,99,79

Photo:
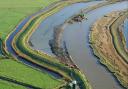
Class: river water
30,1,128,89
30,1,103,55
63,1,128,89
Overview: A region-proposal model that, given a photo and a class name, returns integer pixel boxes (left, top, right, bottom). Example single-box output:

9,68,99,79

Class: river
6,0,128,89
63,1,128,89
30,1,104,55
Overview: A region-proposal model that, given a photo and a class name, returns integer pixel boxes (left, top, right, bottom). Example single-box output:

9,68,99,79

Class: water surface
63,1,128,89
30,1,103,55
123,18,128,49
30,1,128,89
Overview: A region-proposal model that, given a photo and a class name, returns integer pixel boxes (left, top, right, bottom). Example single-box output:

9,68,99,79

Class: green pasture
0,0,58,39
0,59,63,89
0,80,26,89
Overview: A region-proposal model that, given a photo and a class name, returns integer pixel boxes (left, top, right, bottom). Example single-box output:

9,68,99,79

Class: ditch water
123,18,128,49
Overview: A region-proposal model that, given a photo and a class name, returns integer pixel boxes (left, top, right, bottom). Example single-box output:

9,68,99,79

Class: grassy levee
12,0,91,89
0,59,63,89
0,80,26,89
110,12,128,63
0,38,9,57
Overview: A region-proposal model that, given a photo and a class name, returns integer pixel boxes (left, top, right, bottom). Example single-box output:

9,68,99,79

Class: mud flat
90,11,128,88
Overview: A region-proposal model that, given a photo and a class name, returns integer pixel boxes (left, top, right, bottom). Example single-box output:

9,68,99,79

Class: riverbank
90,10,128,88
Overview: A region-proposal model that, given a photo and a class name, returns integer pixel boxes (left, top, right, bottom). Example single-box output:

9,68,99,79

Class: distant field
0,0,58,39
0,59,63,89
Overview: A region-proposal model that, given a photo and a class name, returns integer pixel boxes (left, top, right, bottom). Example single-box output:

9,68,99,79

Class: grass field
0,0,58,39
0,80,26,89
0,59,63,89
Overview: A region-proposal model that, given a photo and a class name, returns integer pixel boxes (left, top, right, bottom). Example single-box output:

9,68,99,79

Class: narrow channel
123,18,128,49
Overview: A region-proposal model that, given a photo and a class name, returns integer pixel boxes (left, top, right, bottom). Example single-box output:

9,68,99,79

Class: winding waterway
63,1,128,89
5,0,128,89
30,1,128,89
30,1,103,55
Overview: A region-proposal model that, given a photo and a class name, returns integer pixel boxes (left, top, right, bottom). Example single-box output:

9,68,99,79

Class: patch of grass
0,0,58,39
0,80,26,89
0,59,63,89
